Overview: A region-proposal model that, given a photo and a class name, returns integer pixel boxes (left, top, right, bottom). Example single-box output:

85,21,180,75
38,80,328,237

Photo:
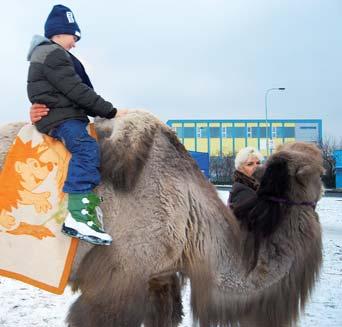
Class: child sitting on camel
27,4,126,245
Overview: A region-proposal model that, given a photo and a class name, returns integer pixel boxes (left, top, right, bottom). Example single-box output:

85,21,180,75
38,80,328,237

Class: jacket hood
27,35,51,60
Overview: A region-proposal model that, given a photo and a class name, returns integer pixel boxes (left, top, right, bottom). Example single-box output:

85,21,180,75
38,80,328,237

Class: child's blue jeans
50,119,101,194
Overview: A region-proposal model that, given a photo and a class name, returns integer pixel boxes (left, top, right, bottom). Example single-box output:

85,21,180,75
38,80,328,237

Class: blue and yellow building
166,119,322,157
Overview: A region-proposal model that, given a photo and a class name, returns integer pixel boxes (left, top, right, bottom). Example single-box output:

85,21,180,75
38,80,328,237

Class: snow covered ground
0,192,341,327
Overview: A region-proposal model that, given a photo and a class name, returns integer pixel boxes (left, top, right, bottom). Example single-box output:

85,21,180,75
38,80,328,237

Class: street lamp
265,87,286,156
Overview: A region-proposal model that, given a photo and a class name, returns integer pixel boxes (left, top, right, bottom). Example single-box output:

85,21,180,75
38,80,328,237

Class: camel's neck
187,202,322,327
202,205,321,297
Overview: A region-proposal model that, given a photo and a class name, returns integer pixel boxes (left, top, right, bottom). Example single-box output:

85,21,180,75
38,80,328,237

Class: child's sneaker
62,192,112,245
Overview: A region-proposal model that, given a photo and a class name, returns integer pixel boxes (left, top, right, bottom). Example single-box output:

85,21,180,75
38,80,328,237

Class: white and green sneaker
62,192,112,245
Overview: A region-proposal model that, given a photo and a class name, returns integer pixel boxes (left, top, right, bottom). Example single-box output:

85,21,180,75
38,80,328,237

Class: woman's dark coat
228,170,260,221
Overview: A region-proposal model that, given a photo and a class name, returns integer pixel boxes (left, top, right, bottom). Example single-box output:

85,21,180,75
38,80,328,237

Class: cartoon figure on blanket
0,134,70,239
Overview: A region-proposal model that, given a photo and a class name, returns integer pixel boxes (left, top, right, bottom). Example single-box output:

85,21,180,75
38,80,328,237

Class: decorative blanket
0,124,96,294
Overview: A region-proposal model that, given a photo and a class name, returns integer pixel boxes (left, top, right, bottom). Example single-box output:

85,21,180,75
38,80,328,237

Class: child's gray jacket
27,35,116,133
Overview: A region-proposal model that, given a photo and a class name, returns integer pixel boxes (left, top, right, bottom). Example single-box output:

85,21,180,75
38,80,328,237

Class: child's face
52,34,77,51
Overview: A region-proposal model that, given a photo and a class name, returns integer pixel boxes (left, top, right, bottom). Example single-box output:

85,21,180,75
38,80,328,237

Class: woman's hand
30,103,49,123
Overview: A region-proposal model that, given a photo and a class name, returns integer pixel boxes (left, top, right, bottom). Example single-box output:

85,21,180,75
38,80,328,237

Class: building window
174,127,183,138
183,127,195,138
276,127,283,138
272,127,277,138
222,127,233,138
197,127,208,138
283,127,295,138
210,127,221,138
259,127,267,138
234,127,246,138
247,127,258,138
300,126,317,130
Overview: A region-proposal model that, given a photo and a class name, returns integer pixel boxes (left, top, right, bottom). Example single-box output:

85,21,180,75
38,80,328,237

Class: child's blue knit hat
44,5,81,41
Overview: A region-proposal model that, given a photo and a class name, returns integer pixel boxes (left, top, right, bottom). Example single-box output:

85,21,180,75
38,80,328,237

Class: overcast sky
0,0,341,140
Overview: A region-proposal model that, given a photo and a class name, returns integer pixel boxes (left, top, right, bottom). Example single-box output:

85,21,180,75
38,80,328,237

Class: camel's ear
295,165,313,184
258,155,290,198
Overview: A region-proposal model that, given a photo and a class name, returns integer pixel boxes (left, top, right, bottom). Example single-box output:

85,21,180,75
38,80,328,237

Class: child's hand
30,103,49,123
115,109,129,118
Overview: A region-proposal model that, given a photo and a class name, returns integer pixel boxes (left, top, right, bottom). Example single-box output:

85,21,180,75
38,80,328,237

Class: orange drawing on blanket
0,135,70,239
7,222,55,239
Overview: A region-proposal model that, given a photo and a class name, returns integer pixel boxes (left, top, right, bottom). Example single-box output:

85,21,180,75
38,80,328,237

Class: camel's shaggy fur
0,112,323,327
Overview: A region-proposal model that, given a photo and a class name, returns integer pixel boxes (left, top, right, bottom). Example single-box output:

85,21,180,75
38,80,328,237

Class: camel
0,111,323,327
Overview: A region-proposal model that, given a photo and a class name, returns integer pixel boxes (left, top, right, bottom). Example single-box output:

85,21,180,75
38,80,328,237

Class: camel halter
263,196,317,209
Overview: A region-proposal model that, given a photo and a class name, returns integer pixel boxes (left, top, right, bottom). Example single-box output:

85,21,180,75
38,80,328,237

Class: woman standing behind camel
228,147,263,220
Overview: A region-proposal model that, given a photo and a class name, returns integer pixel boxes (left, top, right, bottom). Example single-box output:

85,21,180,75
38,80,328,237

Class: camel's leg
169,274,184,326
239,316,290,327
144,273,183,327
67,248,149,327
239,318,263,327
67,292,145,327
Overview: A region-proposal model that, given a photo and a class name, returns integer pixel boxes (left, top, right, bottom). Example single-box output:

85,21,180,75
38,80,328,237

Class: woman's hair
234,147,263,170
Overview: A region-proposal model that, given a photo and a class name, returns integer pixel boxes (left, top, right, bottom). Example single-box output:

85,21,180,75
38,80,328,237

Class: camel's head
252,142,324,207
271,142,324,203
236,142,323,243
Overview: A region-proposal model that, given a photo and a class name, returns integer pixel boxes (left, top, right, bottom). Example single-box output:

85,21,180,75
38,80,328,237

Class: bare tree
210,154,235,184
319,136,342,188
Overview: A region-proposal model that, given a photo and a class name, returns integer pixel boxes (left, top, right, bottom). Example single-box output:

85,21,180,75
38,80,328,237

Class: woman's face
239,155,261,177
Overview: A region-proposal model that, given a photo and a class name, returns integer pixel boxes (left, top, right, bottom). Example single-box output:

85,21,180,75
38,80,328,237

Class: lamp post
265,87,286,156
